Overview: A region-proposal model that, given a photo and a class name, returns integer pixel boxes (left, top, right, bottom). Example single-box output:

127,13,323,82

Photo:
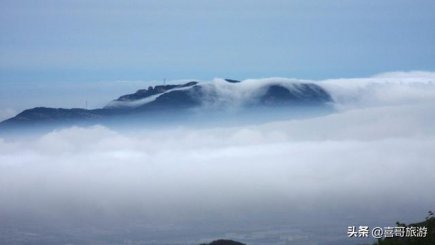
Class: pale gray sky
1,0,435,83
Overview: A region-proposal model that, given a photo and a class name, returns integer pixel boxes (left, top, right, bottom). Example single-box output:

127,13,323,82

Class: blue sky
1,0,435,83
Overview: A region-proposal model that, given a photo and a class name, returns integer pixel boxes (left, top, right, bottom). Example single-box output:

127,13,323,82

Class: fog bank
1,72,435,244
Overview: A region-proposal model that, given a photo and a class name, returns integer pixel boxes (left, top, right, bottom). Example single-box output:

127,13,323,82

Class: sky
1,0,435,84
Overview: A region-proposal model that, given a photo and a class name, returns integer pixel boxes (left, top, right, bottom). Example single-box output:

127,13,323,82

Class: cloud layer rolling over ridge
1,72,435,244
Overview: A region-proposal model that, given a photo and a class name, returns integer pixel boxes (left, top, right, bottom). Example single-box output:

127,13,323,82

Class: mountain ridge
0,79,333,132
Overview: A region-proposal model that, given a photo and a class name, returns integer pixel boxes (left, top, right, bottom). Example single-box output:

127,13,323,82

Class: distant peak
224,79,241,83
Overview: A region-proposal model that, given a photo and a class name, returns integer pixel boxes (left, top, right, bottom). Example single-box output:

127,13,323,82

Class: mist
1,72,435,244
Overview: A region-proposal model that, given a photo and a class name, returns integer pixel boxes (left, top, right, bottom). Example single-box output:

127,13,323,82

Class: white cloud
1,108,435,244
318,72,435,110
1,72,435,244
372,70,435,79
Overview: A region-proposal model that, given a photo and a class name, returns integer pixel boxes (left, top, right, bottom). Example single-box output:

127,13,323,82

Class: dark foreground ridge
376,212,434,245
0,79,333,132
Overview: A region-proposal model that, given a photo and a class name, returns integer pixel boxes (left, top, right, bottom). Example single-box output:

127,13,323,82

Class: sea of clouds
1,71,435,244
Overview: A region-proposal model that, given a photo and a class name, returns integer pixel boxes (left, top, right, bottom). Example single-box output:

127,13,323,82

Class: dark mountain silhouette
200,239,246,245
224,79,241,83
376,212,434,245
0,79,333,131
110,81,198,103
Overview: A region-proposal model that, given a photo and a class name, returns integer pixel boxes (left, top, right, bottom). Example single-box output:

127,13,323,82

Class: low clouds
1,73,435,244
104,71,435,112
320,72,435,109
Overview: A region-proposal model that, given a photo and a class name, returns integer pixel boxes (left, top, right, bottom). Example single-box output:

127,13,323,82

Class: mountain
200,239,246,245
0,79,333,132
108,81,199,104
